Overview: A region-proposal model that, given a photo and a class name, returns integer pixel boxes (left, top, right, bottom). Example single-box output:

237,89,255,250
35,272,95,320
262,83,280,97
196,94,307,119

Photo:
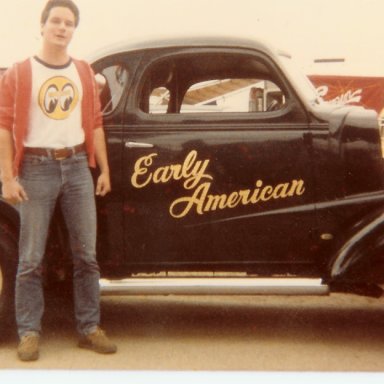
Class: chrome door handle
125,141,154,149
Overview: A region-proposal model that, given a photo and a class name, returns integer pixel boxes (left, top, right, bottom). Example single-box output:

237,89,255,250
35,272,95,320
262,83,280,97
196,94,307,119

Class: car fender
329,205,384,283
0,198,19,233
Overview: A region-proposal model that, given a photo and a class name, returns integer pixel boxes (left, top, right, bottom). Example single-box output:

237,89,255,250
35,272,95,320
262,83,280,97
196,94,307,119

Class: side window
139,52,287,115
96,65,129,115
181,79,285,113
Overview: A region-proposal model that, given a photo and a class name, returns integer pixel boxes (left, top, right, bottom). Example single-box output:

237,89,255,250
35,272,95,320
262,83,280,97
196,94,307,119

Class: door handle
125,141,154,149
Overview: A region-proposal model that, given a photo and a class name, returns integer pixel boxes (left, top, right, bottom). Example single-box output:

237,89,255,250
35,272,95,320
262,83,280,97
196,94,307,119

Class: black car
1,36,384,333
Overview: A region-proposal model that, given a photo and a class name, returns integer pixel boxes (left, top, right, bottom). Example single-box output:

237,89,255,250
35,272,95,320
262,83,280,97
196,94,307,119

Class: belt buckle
53,148,68,161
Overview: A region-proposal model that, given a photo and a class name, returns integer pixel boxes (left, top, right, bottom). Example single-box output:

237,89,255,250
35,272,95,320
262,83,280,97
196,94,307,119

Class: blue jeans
16,152,100,338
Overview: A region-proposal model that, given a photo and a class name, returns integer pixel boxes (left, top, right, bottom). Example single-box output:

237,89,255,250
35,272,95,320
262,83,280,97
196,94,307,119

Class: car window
97,65,129,115
139,52,287,115
181,79,284,113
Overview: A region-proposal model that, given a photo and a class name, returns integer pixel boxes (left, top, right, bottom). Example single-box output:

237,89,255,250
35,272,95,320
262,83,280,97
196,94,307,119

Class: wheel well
0,210,18,339
0,200,19,235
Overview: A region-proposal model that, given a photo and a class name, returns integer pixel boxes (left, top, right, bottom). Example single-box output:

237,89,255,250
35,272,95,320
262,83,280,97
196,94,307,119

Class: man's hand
93,127,111,197
1,178,28,204
95,172,111,197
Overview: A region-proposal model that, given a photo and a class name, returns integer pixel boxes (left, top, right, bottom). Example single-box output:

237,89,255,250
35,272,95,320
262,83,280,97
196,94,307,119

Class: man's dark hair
41,0,80,27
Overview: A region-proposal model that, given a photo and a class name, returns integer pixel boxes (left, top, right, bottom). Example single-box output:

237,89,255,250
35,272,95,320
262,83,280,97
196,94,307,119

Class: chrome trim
125,141,154,149
100,277,329,296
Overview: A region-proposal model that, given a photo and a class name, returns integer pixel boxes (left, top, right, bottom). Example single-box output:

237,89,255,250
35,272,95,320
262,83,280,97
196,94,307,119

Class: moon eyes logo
39,76,79,120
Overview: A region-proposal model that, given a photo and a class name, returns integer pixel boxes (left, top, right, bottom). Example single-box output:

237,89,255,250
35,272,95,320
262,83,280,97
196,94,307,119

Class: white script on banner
316,85,362,105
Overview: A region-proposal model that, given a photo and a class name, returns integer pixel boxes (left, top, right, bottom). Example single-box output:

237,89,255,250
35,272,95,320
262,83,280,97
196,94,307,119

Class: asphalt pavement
1,293,384,375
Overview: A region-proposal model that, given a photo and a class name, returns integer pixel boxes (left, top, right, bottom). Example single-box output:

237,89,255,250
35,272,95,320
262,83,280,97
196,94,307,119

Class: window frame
92,53,141,121
132,47,307,124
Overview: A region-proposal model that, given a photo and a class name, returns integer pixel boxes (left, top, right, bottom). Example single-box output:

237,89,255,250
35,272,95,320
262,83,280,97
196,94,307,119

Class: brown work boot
17,334,39,362
78,327,117,354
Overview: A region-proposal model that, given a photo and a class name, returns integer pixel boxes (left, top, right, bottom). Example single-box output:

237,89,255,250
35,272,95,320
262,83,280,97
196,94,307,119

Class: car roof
88,35,284,64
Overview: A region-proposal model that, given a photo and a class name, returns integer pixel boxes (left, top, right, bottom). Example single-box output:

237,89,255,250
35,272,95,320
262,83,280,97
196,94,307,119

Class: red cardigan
0,58,103,176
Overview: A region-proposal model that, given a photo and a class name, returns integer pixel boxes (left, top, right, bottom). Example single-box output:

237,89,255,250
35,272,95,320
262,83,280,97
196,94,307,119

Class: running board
99,278,329,296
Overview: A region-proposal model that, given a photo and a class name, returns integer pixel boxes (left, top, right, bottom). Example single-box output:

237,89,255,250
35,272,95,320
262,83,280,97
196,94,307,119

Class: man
0,0,117,361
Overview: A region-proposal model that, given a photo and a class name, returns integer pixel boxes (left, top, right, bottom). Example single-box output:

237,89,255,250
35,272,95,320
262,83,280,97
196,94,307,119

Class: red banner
309,75,384,114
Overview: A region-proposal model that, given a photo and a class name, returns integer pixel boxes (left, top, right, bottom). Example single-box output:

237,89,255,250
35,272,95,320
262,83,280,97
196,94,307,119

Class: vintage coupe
1,36,384,334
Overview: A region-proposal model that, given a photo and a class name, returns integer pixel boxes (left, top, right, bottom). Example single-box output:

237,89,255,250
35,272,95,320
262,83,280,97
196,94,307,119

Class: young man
0,0,117,361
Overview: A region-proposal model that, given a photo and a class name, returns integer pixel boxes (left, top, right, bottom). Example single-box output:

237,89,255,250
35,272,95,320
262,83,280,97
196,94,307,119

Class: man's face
41,6,76,49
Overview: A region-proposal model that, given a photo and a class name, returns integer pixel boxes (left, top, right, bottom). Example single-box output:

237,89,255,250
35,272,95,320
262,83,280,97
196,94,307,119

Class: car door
122,47,318,273
92,55,138,271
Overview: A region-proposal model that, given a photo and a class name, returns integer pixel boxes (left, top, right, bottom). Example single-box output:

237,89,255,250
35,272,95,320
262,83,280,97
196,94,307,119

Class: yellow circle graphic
39,76,79,120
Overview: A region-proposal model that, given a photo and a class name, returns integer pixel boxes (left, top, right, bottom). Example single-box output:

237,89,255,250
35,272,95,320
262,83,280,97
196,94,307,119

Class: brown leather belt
24,143,86,161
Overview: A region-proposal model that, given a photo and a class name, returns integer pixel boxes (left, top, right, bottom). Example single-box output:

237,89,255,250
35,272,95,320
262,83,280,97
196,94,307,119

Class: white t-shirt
24,56,85,149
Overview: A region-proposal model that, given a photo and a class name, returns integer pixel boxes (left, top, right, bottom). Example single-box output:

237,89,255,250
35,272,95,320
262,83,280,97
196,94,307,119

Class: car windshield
278,54,323,106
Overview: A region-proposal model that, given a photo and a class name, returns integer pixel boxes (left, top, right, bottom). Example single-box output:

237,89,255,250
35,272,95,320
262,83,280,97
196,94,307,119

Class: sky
0,0,384,75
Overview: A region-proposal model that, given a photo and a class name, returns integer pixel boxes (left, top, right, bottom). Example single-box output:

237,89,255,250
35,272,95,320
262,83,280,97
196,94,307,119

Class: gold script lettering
170,182,210,218
169,179,306,219
131,150,306,219
131,150,212,190
131,153,157,188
